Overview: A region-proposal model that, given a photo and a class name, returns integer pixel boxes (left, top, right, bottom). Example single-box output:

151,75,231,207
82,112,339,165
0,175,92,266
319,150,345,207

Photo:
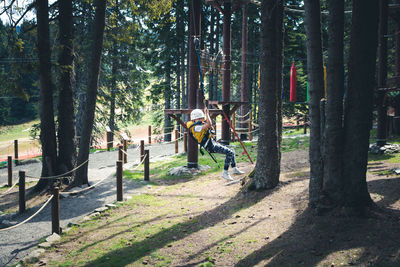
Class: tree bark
35,0,58,191
75,0,107,185
57,0,76,177
342,0,378,209
304,0,324,207
251,0,283,190
376,0,388,146
322,0,344,205
164,60,172,142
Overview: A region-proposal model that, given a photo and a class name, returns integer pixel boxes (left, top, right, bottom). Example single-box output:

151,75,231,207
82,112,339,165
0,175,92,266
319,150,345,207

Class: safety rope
0,182,18,196
235,111,251,118
0,195,54,232
60,175,110,195
25,159,89,180
234,118,252,124
128,154,147,171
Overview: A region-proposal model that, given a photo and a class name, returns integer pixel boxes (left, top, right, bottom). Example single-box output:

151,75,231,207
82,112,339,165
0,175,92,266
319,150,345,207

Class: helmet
191,109,205,120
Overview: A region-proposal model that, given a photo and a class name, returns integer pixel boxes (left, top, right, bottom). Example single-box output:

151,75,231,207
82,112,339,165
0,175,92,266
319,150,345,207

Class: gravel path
0,141,184,267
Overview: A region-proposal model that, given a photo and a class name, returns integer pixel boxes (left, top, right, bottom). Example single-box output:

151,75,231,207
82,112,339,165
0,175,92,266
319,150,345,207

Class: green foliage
0,21,39,125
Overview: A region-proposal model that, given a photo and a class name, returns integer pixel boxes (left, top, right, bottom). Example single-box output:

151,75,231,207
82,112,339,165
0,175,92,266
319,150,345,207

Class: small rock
94,207,108,213
105,204,117,208
46,233,61,243
235,215,241,218
90,212,101,218
167,244,172,247
147,185,152,189
142,260,148,265
38,242,52,248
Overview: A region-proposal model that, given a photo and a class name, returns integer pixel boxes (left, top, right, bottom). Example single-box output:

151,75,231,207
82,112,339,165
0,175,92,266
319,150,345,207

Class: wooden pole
123,139,127,163
248,110,253,141
148,125,152,145
14,140,19,166
221,2,232,145
232,112,236,142
19,171,25,213
175,129,179,154
144,149,149,181
140,140,145,162
51,187,60,234
118,145,123,161
241,3,249,141
116,160,123,201
187,0,200,168
184,132,187,153
7,156,12,187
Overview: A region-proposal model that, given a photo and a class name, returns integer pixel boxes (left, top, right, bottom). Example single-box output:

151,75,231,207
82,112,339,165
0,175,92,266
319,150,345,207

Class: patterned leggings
206,139,236,170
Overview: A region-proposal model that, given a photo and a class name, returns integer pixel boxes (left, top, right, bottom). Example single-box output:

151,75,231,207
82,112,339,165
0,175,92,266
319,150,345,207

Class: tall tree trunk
109,0,119,143
109,50,117,141
240,4,248,140
164,60,172,142
304,0,324,207
251,0,283,190
209,7,215,101
322,0,344,205
376,0,388,146
75,0,107,186
35,0,58,191
342,0,378,209
57,0,76,176
275,0,284,164
213,11,220,101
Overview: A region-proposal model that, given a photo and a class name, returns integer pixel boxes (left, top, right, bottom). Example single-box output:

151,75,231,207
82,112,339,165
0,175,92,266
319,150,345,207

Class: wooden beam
168,114,187,130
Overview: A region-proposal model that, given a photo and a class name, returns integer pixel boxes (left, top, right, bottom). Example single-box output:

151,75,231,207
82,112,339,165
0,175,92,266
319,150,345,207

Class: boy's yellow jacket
186,121,212,147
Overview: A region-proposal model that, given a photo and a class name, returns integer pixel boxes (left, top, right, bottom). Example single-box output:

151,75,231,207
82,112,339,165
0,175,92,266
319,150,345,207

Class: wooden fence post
140,140,145,162
116,160,123,201
52,187,60,234
175,129,179,154
144,149,149,181
123,139,128,163
118,145,123,161
184,132,187,153
8,156,12,187
19,171,25,213
148,125,152,145
14,140,19,166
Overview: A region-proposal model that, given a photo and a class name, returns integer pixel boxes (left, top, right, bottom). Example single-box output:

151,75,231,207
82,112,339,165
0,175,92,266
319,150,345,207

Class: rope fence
0,182,18,196
0,195,54,233
25,159,89,180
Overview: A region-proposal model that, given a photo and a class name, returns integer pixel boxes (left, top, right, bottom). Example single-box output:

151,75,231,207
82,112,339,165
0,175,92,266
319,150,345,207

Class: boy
187,107,244,181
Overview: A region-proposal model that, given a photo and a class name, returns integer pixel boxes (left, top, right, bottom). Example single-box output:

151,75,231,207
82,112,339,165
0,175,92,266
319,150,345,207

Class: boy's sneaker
232,167,244,175
222,170,234,181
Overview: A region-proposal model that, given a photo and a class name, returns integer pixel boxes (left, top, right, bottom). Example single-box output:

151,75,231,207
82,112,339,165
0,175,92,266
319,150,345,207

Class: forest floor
18,147,400,267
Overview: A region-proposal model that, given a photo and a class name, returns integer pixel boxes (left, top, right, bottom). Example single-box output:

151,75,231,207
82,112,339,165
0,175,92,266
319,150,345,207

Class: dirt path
0,141,184,267
25,150,400,267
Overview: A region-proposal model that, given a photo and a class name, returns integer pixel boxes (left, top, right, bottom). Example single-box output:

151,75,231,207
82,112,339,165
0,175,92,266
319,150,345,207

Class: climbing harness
187,120,220,167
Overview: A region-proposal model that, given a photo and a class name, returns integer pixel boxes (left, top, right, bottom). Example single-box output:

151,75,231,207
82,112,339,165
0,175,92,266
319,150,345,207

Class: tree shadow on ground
235,178,400,267
81,178,310,267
